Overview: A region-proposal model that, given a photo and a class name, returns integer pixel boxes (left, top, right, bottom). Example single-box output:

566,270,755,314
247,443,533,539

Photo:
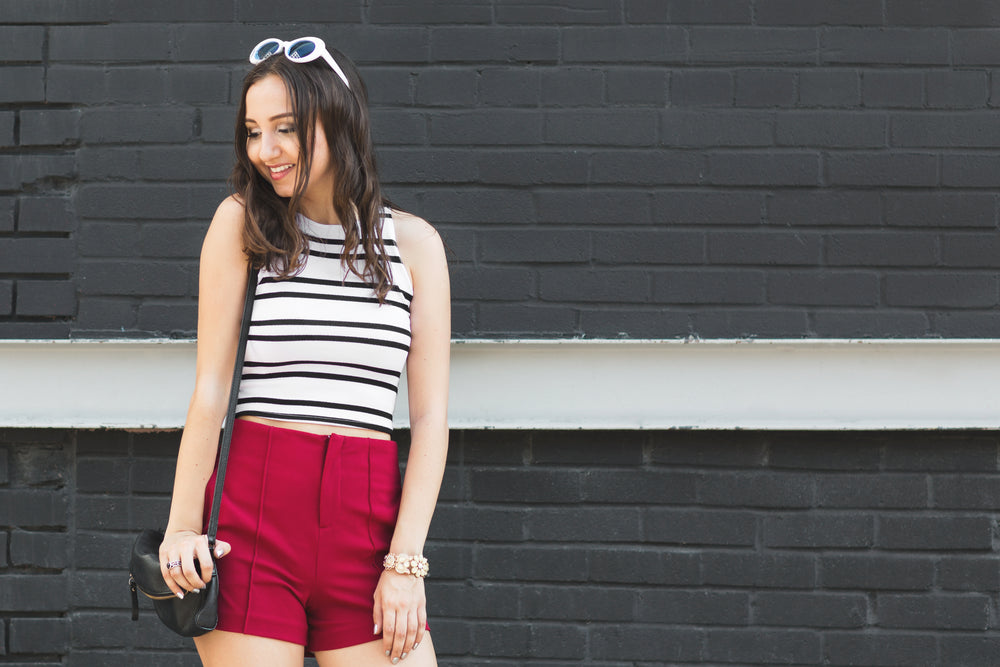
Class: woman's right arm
159,196,248,597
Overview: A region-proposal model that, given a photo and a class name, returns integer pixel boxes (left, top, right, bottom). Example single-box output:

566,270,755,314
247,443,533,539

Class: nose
258,131,281,161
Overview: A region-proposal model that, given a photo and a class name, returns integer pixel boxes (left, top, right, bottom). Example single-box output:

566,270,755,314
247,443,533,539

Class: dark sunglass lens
288,40,316,59
254,41,282,60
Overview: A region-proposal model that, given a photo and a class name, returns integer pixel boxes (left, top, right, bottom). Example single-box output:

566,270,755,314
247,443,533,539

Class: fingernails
215,546,224,558
176,591,185,600
385,650,391,657
392,659,399,665
412,642,419,650
401,652,408,660
373,624,379,635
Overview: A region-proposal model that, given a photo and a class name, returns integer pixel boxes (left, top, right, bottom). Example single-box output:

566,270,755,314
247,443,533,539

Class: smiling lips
268,164,293,180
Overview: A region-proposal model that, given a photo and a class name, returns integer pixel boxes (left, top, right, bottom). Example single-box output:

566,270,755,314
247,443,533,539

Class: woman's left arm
374,212,450,663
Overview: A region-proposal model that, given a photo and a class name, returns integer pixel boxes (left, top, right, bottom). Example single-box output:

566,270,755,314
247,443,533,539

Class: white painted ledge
2,339,999,430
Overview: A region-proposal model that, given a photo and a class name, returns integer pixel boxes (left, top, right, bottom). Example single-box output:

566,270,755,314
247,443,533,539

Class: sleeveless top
234,210,413,434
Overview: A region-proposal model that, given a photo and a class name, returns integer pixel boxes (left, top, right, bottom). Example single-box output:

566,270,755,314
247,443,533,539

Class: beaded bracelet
383,553,429,579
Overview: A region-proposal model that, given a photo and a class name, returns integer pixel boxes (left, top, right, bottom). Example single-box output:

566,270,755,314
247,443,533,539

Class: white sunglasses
249,36,351,90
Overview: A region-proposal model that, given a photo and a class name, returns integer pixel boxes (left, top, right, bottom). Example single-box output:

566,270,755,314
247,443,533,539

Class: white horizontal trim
2,338,999,430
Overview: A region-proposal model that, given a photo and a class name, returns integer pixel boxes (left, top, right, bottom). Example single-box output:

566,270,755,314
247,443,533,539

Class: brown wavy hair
230,48,392,301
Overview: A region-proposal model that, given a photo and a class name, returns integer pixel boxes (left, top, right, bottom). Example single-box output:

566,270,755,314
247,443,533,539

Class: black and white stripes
235,211,412,434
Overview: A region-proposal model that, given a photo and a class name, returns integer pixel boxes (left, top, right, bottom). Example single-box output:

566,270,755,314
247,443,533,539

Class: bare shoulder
202,195,247,267
390,208,445,271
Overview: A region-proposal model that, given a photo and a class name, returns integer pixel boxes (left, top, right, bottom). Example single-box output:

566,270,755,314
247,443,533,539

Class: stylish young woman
158,38,449,667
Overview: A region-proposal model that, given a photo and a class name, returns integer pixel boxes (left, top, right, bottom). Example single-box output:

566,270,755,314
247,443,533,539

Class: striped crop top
235,210,413,434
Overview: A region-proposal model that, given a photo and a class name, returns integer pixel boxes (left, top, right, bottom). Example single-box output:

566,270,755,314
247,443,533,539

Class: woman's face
244,74,333,204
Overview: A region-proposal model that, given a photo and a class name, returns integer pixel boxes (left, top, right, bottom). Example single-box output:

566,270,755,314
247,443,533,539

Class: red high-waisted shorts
202,418,401,652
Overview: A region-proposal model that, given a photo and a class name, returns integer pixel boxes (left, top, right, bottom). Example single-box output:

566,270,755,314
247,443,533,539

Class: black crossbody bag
128,266,257,636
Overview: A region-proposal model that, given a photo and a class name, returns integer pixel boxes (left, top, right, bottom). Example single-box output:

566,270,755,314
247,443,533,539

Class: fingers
159,533,222,596
381,610,396,659
214,539,231,559
414,605,427,652
391,611,407,662
196,538,215,583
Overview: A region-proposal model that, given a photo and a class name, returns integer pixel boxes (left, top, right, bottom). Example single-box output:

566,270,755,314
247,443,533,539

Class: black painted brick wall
3,2,1000,339
3,428,1000,665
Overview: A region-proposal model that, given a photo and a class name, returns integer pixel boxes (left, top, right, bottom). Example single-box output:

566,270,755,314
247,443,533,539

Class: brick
531,624,592,660
888,0,1000,26
943,153,1000,187
469,621,530,658
813,311,930,337
708,152,820,186
15,281,76,317
825,632,936,666
821,554,934,590
73,571,131,609
430,27,559,63
816,473,928,509
74,496,128,531
477,303,577,334
757,0,883,25
476,545,587,581
646,508,757,546
0,155,17,190
699,471,815,508
0,489,68,528
954,30,1000,65
539,269,649,302
50,25,172,60
823,28,950,65
472,469,581,503
878,516,992,550
496,0,620,24
826,152,938,187
591,625,704,662
235,0,359,20
199,105,240,143
0,67,45,102
0,113,13,148
3,0,111,22
776,111,883,147
10,530,68,569
0,446,8,483
137,303,197,334
0,574,67,611
78,457,131,494
589,546,700,585
434,581,519,619
20,154,77,185
76,184,225,219
708,230,822,265
590,150,704,185
380,148,478,184
526,507,642,542
938,556,1000,592
863,70,925,107
478,229,588,263
45,65,108,104
81,108,195,144
607,67,668,105
577,306,692,338
19,109,81,146
885,192,995,228
878,593,989,630
703,629,821,665
757,591,868,627
545,110,659,146
767,190,880,227
692,308,810,337
415,68,477,107
0,239,74,275
594,230,703,265
132,431,183,457
640,589,749,625
449,266,532,301
885,273,997,307
763,513,873,548
76,147,141,180
582,468,698,503
478,67,540,106
893,110,1000,148
369,0,489,23
430,110,542,145
690,27,817,64
79,222,140,258
18,197,76,233
655,190,763,225
138,145,232,182
735,69,796,107
670,69,733,106
941,636,1000,666
702,552,816,589
768,270,879,306
927,70,988,108
883,436,998,470
105,66,168,104
78,260,194,297
662,109,773,147
75,532,133,569
536,189,651,224
10,617,69,654
0,281,12,316
113,0,234,20
0,26,45,60
525,584,634,622
934,474,1000,509
563,26,687,63
476,151,588,185
826,231,938,267
430,505,525,541
798,70,861,107
140,222,209,258
540,68,605,106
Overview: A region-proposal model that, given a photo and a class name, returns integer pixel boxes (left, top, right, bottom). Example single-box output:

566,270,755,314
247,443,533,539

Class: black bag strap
206,264,257,549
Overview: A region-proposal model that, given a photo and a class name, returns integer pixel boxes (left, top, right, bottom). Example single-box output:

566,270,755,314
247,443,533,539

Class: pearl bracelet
383,553,429,578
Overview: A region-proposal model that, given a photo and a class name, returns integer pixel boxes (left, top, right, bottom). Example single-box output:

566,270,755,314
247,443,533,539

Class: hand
158,530,231,598
372,570,426,663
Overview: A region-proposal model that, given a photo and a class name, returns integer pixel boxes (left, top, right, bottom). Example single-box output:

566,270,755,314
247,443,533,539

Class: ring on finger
166,560,182,570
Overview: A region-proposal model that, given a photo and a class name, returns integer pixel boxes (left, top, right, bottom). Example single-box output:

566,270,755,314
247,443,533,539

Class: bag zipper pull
129,574,139,621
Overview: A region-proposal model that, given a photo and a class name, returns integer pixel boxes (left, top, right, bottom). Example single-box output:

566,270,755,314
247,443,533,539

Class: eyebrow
244,112,295,124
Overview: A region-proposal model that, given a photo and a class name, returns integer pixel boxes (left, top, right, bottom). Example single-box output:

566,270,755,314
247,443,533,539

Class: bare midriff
237,415,392,440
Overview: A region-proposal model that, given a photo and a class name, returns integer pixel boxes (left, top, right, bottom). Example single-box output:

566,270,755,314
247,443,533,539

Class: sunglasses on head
249,36,351,90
